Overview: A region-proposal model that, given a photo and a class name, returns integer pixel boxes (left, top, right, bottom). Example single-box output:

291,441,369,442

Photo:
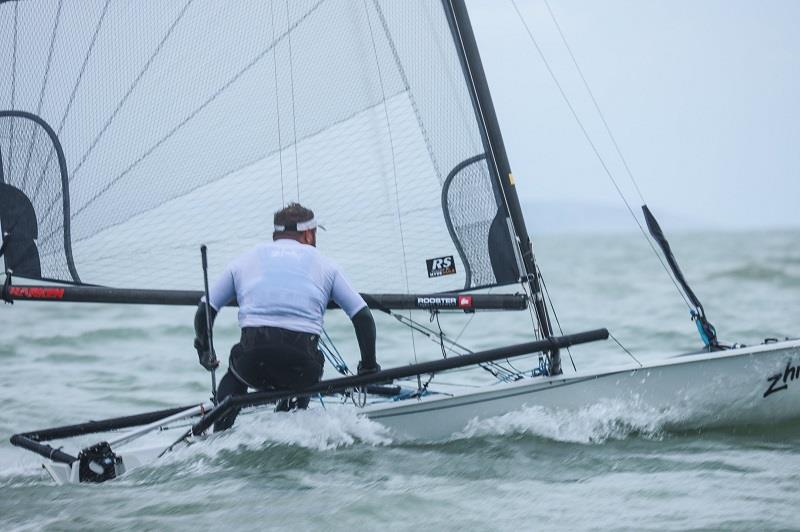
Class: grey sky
469,0,800,230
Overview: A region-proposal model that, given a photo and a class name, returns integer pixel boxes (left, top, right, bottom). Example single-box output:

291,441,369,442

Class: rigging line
452,285,489,344
9,2,18,180
447,0,546,342
32,0,112,200
433,310,450,359
320,331,350,375
70,0,197,181
38,0,328,235
538,267,577,372
521,274,543,339
609,332,642,367
371,0,444,185
452,308,477,344
390,312,472,356
362,0,419,374
509,0,692,311
447,0,531,273
285,0,300,199
322,330,349,372
542,0,646,206
39,68,385,249
22,0,64,191
501,357,525,376
393,309,517,380
269,0,285,206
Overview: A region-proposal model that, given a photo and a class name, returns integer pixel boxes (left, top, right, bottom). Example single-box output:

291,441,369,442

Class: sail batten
1,0,524,296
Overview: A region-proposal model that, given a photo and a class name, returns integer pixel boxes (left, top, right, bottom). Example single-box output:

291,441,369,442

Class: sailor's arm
193,268,235,370
193,304,217,355
351,307,379,374
331,269,380,374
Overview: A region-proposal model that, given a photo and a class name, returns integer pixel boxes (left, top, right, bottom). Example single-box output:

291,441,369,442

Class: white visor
274,217,325,232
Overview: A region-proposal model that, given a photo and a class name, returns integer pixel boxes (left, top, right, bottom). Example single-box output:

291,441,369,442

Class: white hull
42,339,800,484
365,339,800,439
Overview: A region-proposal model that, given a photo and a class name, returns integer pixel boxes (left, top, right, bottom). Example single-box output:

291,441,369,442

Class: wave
18,327,149,347
158,407,392,465
454,400,687,444
711,264,800,287
0,458,53,488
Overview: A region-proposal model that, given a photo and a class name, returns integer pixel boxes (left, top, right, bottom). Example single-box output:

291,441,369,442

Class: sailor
193,202,380,431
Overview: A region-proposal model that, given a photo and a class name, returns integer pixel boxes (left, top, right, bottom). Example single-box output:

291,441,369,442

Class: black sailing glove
193,337,219,371
193,302,219,371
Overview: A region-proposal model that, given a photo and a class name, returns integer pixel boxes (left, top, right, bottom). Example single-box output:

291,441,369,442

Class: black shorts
229,326,324,391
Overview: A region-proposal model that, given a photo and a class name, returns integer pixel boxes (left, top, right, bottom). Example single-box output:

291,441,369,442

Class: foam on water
161,406,392,466
456,400,691,444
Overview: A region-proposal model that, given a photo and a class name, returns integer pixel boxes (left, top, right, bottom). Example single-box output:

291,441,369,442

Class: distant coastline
522,201,800,235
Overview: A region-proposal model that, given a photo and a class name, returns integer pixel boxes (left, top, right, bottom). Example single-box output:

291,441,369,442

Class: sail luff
443,0,555,340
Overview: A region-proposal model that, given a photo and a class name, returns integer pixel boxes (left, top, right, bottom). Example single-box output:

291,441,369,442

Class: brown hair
273,202,314,234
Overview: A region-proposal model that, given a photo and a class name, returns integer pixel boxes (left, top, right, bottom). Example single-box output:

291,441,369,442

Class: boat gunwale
362,338,800,419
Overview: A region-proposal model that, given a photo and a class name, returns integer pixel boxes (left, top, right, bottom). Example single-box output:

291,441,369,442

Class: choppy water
2,230,799,531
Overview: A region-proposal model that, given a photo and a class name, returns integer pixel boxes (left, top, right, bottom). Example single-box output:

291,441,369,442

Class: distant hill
521,201,696,235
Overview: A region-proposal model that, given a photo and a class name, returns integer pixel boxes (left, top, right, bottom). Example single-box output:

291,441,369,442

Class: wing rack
3,284,527,311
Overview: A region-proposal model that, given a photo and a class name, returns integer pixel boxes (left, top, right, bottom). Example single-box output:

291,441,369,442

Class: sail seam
285,0,301,199
38,0,329,236
270,0,285,206
39,89,404,249
9,2,18,180
371,1,444,186
362,2,409,287
363,0,418,369
69,0,197,181
32,0,112,201
22,0,64,191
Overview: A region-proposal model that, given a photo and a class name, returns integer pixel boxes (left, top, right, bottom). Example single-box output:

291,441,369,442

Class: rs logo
431,257,452,270
426,255,456,278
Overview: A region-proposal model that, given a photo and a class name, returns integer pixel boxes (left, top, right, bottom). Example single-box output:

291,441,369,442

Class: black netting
0,112,76,282
0,0,520,292
443,156,515,288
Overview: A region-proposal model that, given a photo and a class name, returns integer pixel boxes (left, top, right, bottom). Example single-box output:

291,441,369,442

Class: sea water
1,230,799,531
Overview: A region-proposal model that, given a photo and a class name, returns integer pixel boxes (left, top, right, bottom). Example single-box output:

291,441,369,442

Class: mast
443,0,559,370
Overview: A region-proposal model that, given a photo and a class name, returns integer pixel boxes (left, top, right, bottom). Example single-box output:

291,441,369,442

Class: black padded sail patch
426,255,456,278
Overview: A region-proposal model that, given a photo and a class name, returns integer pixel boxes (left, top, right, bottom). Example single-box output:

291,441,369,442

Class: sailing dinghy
1,0,797,484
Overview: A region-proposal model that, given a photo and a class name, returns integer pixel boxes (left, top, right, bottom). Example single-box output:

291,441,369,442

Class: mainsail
0,0,533,299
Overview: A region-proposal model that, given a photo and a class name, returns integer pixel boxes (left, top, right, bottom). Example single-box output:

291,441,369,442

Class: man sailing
193,202,380,431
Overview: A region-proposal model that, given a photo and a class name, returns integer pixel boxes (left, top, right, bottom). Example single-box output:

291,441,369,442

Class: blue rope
320,328,350,375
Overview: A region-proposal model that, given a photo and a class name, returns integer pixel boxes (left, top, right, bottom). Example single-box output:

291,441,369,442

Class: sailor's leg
293,348,325,410
213,370,246,431
213,344,249,432
276,347,324,411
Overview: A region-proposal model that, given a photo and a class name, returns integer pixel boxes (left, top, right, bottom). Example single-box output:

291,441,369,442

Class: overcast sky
468,0,800,230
